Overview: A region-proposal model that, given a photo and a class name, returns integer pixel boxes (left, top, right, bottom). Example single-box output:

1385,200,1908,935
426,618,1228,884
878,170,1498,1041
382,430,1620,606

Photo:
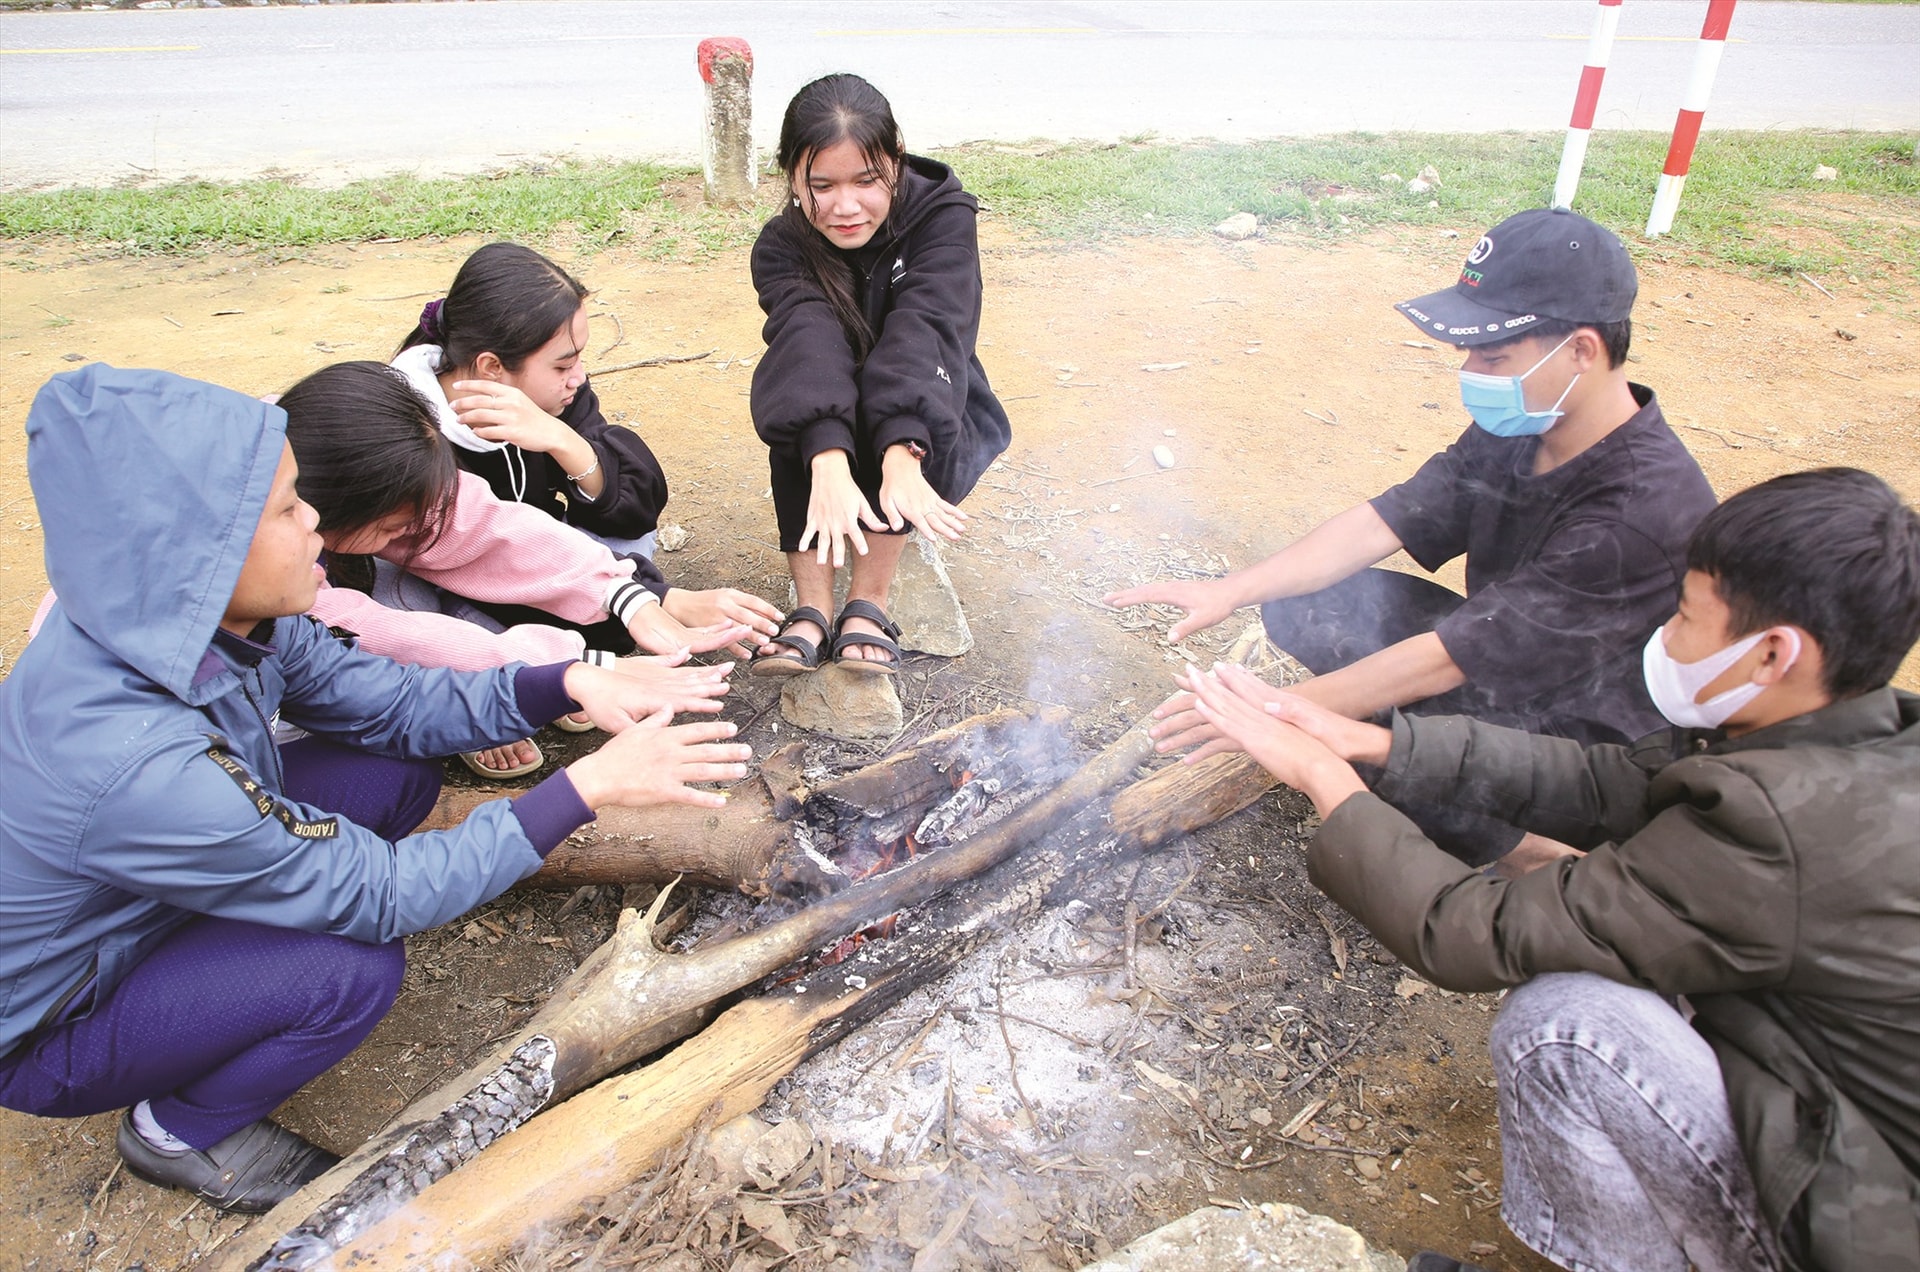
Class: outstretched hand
1150,663,1280,762
1185,663,1375,816
563,659,733,731
799,451,887,568
564,710,751,811
878,446,968,542
625,601,753,660
1103,577,1243,644
662,588,784,659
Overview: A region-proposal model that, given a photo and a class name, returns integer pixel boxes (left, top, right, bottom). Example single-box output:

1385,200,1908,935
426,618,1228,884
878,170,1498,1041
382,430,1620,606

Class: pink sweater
309,470,639,672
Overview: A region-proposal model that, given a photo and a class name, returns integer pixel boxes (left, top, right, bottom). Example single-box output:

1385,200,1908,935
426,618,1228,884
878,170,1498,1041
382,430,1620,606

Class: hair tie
418,298,446,342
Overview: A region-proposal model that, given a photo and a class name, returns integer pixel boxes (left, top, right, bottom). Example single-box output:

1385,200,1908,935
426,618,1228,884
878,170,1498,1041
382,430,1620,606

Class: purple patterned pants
0,740,439,1148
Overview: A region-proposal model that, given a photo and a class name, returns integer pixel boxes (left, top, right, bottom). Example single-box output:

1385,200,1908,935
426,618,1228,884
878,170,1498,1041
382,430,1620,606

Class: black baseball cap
1395,208,1637,347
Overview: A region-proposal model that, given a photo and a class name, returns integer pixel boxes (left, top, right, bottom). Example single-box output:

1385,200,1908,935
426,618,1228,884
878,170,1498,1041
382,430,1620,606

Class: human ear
1751,627,1809,685
1568,328,1605,371
472,351,505,380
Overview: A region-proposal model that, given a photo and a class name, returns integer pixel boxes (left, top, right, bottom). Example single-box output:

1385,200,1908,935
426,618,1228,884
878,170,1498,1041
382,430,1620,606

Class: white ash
761,902,1197,1165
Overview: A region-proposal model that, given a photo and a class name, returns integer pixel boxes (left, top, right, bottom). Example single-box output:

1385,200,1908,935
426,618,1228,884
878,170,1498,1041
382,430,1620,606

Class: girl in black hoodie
748,74,1011,676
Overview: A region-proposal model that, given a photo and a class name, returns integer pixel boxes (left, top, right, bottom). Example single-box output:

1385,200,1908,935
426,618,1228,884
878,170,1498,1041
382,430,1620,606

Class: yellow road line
815,27,1096,37
2,45,199,55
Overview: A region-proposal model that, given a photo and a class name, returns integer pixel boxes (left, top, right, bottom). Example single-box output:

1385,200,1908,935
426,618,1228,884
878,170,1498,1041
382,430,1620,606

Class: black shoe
1408,1255,1491,1272
116,1110,339,1214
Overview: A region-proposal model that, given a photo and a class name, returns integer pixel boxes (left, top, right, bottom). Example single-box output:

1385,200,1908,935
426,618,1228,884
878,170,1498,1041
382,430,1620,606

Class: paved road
2,1,1916,188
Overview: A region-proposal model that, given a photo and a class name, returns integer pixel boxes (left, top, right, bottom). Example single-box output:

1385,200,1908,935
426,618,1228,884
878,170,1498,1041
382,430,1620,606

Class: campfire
219,673,1290,1269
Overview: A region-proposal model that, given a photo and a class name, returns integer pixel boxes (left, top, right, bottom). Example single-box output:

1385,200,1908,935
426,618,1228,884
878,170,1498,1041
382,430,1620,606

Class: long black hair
776,73,906,360
396,241,588,373
278,361,459,591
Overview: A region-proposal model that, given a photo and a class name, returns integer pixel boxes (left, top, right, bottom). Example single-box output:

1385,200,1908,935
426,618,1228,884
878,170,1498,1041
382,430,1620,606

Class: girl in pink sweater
282,362,754,777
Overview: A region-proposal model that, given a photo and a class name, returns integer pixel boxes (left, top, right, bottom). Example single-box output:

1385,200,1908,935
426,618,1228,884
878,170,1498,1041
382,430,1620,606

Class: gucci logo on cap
1466,235,1494,265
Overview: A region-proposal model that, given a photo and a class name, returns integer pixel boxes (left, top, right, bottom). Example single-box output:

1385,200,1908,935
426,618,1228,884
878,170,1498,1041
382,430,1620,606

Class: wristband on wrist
565,455,601,483
605,578,660,628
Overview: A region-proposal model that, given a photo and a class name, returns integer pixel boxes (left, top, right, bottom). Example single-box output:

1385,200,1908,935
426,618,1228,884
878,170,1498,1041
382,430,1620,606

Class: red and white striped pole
1552,0,1624,210
1646,0,1738,236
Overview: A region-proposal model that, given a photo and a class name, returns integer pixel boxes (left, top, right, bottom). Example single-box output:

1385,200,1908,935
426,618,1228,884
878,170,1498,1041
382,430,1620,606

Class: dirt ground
0,214,1915,1272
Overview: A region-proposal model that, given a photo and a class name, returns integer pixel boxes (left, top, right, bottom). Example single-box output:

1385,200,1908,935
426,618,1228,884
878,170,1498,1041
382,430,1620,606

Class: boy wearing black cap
1108,208,1715,870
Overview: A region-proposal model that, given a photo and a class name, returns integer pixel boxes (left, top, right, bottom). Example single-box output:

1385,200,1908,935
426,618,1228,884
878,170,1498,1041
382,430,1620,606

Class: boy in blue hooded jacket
0,366,751,1213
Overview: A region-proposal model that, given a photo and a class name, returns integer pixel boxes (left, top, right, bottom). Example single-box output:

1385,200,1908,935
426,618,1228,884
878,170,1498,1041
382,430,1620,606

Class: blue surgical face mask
1457,334,1579,437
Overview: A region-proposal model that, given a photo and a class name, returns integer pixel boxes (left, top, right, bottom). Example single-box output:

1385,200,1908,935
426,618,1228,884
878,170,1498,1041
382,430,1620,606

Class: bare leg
777,535,909,666
838,534,908,664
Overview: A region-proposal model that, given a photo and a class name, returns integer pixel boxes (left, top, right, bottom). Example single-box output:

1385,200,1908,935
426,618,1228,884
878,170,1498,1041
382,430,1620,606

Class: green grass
0,160,690,254
2,132,1914,289
952,131,1919,283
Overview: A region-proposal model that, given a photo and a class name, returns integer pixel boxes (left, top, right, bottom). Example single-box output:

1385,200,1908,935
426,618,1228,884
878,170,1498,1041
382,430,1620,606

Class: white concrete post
698,37,755,207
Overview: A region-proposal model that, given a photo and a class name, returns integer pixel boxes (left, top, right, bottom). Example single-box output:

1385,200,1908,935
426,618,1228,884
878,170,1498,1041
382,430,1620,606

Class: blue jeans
1491,973,1783,1272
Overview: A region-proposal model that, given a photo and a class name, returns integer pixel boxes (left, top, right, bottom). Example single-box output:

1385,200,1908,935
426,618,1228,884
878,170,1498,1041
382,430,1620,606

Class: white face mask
1642,625,1801,731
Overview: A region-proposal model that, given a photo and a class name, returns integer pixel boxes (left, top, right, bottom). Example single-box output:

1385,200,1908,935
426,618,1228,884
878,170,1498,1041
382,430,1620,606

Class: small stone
1213,212,1259,240
1355,1155,1382,1180
780,665,902,739
700,1113,770,1188
1813,164,1838,181
1078,1204,1389,1271
654,523,690,552
1417,163,1442,187
1407,177,1433,195
1348,1116,1365,1132
743,1117,816,1189
1152,445,1176,469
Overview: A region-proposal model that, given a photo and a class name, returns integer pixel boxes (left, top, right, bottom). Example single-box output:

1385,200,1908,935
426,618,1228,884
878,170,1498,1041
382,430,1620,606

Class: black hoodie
749,155,1011,505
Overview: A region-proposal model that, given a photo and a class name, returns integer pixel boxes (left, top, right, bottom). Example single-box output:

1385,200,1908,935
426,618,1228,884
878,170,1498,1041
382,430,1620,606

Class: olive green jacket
1311,688,1920,1272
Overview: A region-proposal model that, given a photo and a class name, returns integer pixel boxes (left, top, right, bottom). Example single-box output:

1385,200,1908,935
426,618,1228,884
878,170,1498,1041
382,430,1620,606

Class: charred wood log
221,707,1107,1270
305,726,1261,1265
424,706,1073,898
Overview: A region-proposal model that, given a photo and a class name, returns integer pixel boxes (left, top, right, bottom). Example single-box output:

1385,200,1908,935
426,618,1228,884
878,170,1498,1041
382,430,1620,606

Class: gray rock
791,531,973,657
1077,1203,1405,1272
1214,212,1260,240
698,1113,770,1189
740,1117,815,1188
779,665,902,740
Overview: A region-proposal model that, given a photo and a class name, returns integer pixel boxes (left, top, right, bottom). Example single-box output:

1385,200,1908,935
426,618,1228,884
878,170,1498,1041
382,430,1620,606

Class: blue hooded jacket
0,366,587,1058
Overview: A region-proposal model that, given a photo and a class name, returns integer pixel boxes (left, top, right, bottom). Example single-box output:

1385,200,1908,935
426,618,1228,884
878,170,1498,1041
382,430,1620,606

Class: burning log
419,707,1073,898
219,706,1097,1270
233,716,1294,1268
276,723,1278,1266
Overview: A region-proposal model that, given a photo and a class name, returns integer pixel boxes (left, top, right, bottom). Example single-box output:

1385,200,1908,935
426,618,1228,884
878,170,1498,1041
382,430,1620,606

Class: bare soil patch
0,223,1915,1271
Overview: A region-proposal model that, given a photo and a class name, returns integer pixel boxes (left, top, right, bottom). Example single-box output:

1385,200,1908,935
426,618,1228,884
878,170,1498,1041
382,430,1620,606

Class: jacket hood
886,155,974,242
27,364,287,704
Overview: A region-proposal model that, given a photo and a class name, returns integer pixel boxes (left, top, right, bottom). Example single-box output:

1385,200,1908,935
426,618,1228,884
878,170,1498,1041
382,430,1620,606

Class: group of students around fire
0,71,1913,1272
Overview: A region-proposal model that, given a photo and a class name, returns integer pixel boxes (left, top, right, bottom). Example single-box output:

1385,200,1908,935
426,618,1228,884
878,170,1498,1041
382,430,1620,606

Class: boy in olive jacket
1184,467,1920,1272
